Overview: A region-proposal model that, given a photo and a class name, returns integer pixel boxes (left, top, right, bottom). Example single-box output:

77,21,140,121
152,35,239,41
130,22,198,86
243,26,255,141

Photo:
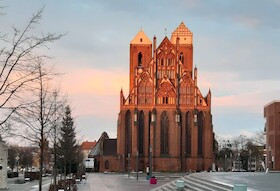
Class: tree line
216,131,266,171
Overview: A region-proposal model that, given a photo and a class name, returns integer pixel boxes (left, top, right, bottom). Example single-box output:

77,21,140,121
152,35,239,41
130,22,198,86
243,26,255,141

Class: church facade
117,22,214,172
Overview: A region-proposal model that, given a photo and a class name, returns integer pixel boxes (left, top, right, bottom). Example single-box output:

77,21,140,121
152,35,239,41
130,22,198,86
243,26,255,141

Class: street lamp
268,146,271,170
249,150,252,172
149,110,156,178
128,153,130,178
15,155,20,173
238,153,241,171
224,154,227,172
118,155,121,174
175,111,182,171
136,151,139,181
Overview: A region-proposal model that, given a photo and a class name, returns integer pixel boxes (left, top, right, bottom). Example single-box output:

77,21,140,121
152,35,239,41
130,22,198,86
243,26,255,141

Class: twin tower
117,22,214,172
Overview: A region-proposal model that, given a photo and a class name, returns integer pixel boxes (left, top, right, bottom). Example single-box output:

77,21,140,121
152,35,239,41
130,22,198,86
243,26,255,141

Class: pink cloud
60,68,128,117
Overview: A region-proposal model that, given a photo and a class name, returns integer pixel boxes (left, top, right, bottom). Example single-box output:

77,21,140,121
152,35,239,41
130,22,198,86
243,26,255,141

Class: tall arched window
139,111,144,155
198,111,204,156
160,111,169,155
138,52,142,67
125,110,132,156
186,112,191,156
179,52,184,65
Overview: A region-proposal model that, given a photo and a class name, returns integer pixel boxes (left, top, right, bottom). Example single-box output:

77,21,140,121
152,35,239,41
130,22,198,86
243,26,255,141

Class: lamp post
128,153,130,178
136,151,139,181
230,153,232,171
249,150,252,172
175,111,182,171
118,155,121,174
122,155,125,175
238,153,241,171
268,146,271,170
149,111,156,178
134,109,139,181
224,154,227,172
15,155,20,173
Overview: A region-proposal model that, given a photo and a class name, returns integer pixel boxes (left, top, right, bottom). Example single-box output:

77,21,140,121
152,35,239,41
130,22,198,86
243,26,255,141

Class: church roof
171,22,193,45
130,30,152,45
81,141,97,150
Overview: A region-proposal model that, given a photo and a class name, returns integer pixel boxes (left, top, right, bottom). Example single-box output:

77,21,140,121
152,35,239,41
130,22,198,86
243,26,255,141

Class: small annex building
88,132,118,172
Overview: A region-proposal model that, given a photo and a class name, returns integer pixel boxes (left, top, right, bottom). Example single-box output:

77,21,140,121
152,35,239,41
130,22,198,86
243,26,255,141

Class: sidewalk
77,172,185,191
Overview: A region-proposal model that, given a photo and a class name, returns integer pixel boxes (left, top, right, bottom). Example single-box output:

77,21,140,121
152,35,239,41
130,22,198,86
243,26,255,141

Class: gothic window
157,82,176,105
167,59,171,66
105,160,110,169
125,110,132,156
198,111,204,156
138,52,142,67
186,112,191,156
162,97,168,104
139,111,144,154
179,52,184,64
160,111,169,155
161,59,164,66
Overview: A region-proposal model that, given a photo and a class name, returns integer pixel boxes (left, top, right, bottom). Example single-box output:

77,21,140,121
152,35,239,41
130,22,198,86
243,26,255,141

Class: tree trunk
69,163,72,190
39,66,44,191
39,137,44,191
53,143,57,191
64,158,67,191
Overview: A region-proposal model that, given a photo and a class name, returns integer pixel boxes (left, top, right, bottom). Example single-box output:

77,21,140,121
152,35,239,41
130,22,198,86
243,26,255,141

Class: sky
1,0,280,143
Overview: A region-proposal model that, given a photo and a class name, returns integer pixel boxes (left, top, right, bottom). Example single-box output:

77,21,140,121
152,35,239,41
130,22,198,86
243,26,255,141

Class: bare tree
11,60,64,191
48,91,66,190
0,7,62,132
252,130,265,146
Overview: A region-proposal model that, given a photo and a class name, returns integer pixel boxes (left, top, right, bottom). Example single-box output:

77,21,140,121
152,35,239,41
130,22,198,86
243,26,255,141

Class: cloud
240,130,255,138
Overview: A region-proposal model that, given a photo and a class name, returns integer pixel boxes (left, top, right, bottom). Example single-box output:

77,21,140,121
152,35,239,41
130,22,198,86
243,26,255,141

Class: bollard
176,180,185,189
233,184,247,191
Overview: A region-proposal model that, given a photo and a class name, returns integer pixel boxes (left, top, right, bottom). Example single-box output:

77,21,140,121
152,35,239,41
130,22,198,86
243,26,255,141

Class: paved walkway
195,172,280,191
77,172,184,191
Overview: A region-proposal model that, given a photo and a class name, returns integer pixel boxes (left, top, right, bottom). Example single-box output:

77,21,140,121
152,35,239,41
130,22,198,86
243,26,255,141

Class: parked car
24,171,40,181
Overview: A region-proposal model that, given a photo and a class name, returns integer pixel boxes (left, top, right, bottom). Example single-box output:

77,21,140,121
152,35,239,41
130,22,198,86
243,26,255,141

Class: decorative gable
156,37,176,59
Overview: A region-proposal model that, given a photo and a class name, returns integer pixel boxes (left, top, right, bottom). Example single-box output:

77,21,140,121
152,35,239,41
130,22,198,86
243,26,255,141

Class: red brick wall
117,108,213,172
264,102,280,170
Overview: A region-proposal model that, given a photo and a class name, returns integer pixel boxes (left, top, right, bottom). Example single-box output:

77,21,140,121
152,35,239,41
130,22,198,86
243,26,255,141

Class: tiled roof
130,30,152,45
81,141,96,150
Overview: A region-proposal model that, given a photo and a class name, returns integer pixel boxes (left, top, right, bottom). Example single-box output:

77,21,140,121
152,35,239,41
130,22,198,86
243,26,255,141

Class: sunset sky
2,0,280,142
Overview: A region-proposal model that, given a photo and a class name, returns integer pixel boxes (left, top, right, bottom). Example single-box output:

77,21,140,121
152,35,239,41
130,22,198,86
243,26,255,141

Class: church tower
129,30,152,91
117,22,214,172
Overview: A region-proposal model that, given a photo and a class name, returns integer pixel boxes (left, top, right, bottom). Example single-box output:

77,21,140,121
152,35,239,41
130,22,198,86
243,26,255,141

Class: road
77,172,185,191
7,174,52,191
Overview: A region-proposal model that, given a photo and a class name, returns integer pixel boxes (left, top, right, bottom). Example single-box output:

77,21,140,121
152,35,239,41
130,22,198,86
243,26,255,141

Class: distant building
81,140,96,158
264,100,280,170
0,136,8,189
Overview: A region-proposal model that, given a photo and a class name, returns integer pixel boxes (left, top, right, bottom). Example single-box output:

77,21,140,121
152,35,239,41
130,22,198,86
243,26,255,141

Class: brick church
117,22,214,172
